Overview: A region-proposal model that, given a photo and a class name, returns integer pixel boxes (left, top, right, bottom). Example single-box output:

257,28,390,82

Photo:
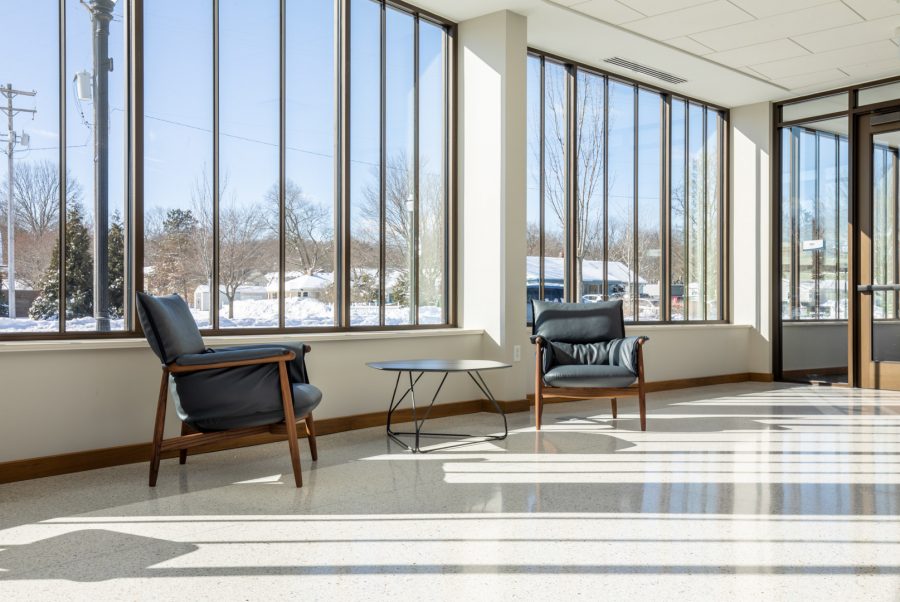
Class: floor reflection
1,383,899,597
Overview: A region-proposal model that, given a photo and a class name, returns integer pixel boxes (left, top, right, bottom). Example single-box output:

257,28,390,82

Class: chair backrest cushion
532,299,625,344
136,292,206,364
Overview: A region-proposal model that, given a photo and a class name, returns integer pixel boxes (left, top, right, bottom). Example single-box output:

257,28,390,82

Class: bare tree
0,161,83,289
264,180,332,275
217,198,269,318
360,152,446,307
538,72,608,291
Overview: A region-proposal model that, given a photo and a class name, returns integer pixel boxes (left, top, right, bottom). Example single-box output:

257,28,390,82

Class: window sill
0,327,485,354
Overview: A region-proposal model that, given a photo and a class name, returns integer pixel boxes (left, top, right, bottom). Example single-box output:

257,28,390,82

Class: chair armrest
170,347,295,373
609,336,649,375
530,335,547,346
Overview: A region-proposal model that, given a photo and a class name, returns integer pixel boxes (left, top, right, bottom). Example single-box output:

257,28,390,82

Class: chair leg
149,371,169,487
179,423,190,465
639,390,646,432
610,397,617,419
278,361,303,488
535,343,544,431
305,413,318,461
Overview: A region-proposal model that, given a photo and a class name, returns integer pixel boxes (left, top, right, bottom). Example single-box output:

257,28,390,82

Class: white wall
731,102,773,375
0,12,780,467
0,332,485,463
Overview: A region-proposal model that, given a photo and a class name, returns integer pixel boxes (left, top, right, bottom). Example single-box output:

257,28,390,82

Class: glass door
858,113,900,388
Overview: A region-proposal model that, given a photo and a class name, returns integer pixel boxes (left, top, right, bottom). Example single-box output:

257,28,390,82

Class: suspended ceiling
413,0,900,108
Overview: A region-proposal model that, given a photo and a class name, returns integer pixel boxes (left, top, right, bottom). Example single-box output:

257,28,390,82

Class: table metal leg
385,370,508,453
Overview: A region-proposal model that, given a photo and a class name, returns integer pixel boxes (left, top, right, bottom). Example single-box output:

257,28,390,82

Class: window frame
0,0,457,341
526,48,730,325
771,74,900,381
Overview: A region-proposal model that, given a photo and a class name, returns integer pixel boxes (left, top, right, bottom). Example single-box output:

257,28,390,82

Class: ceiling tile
727,0,828,18
840,56,900,78
692,2,862,51
792,16,900,53
771,68,850,91
621,1,753,39
548,0,588,6
739,66,772,80
620,0,711,17
751,40,897,79
706,39,810,68
665,36,716,55
840,0,900,19
568,0,645,24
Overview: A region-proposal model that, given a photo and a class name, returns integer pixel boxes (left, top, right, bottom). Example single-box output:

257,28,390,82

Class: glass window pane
637,89,661,321
781,93,847,122
780,127,793,320
0,1,60,332
608,81,635,320
687,103,705,320
858,81,900,107
349,0,381,326
143,0,213,329
65,0,127,332
218,0,279,329
384,6,414,326
526,55,541,322
670,99,686,321
417,19,445,325
543,61,567,303
818,133,838,319
575,70,605,307
838,136,849,319
284,0,335,327
705,109,720,320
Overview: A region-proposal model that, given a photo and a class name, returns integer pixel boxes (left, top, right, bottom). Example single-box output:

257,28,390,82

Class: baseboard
0,371,775,485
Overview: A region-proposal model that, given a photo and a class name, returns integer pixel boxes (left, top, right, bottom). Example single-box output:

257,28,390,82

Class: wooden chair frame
149,345,317,488
533,337,648,431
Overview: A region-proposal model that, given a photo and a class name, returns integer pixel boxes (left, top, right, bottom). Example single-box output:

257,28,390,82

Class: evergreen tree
152,208,201,300
30,202,93,320
107,211,125,318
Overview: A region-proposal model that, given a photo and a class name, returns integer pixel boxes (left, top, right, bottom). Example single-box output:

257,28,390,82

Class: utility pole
84,0,117,331
0,84,37,319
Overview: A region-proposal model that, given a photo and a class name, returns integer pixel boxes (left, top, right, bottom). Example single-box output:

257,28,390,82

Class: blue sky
1,0,444,242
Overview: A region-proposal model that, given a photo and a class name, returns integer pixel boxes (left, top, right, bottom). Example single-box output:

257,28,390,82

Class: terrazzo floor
1,382,899,600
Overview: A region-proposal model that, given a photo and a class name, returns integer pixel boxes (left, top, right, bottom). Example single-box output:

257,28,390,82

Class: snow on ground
0,298,443,332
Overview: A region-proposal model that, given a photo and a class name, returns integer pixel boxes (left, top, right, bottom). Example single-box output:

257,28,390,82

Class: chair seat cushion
187,383,323,432
543,364,636,389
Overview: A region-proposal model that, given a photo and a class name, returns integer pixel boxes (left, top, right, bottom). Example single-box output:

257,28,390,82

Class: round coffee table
367,359,510,453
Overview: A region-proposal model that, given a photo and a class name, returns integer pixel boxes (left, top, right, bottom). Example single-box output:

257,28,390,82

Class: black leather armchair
531,299,648,431
137,292,322,487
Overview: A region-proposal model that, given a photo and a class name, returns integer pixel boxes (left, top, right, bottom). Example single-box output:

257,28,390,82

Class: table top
367,359,512,372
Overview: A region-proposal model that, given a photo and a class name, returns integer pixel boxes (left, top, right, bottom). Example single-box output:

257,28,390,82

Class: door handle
857,284,900,293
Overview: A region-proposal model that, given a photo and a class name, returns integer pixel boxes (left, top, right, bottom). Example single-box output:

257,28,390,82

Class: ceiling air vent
603,57,687,85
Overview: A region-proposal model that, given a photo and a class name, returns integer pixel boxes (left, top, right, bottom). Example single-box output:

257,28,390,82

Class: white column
731,102,772,375
458,10,528,400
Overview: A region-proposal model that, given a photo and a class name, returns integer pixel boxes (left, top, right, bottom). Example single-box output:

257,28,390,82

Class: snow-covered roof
194,284,268,294
526,256,645,285
268,273,332,293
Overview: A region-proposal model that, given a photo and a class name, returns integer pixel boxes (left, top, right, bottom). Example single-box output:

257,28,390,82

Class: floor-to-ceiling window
525,51,726,323
0,0,453,337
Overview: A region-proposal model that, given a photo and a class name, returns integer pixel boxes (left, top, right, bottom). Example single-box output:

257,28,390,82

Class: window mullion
212,0,220,331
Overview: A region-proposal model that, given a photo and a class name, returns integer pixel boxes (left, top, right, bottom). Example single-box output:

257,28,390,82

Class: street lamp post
86,0,116,332
406,196,415,324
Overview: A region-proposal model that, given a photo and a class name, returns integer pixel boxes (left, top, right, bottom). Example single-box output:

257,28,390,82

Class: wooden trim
0,371,776,484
